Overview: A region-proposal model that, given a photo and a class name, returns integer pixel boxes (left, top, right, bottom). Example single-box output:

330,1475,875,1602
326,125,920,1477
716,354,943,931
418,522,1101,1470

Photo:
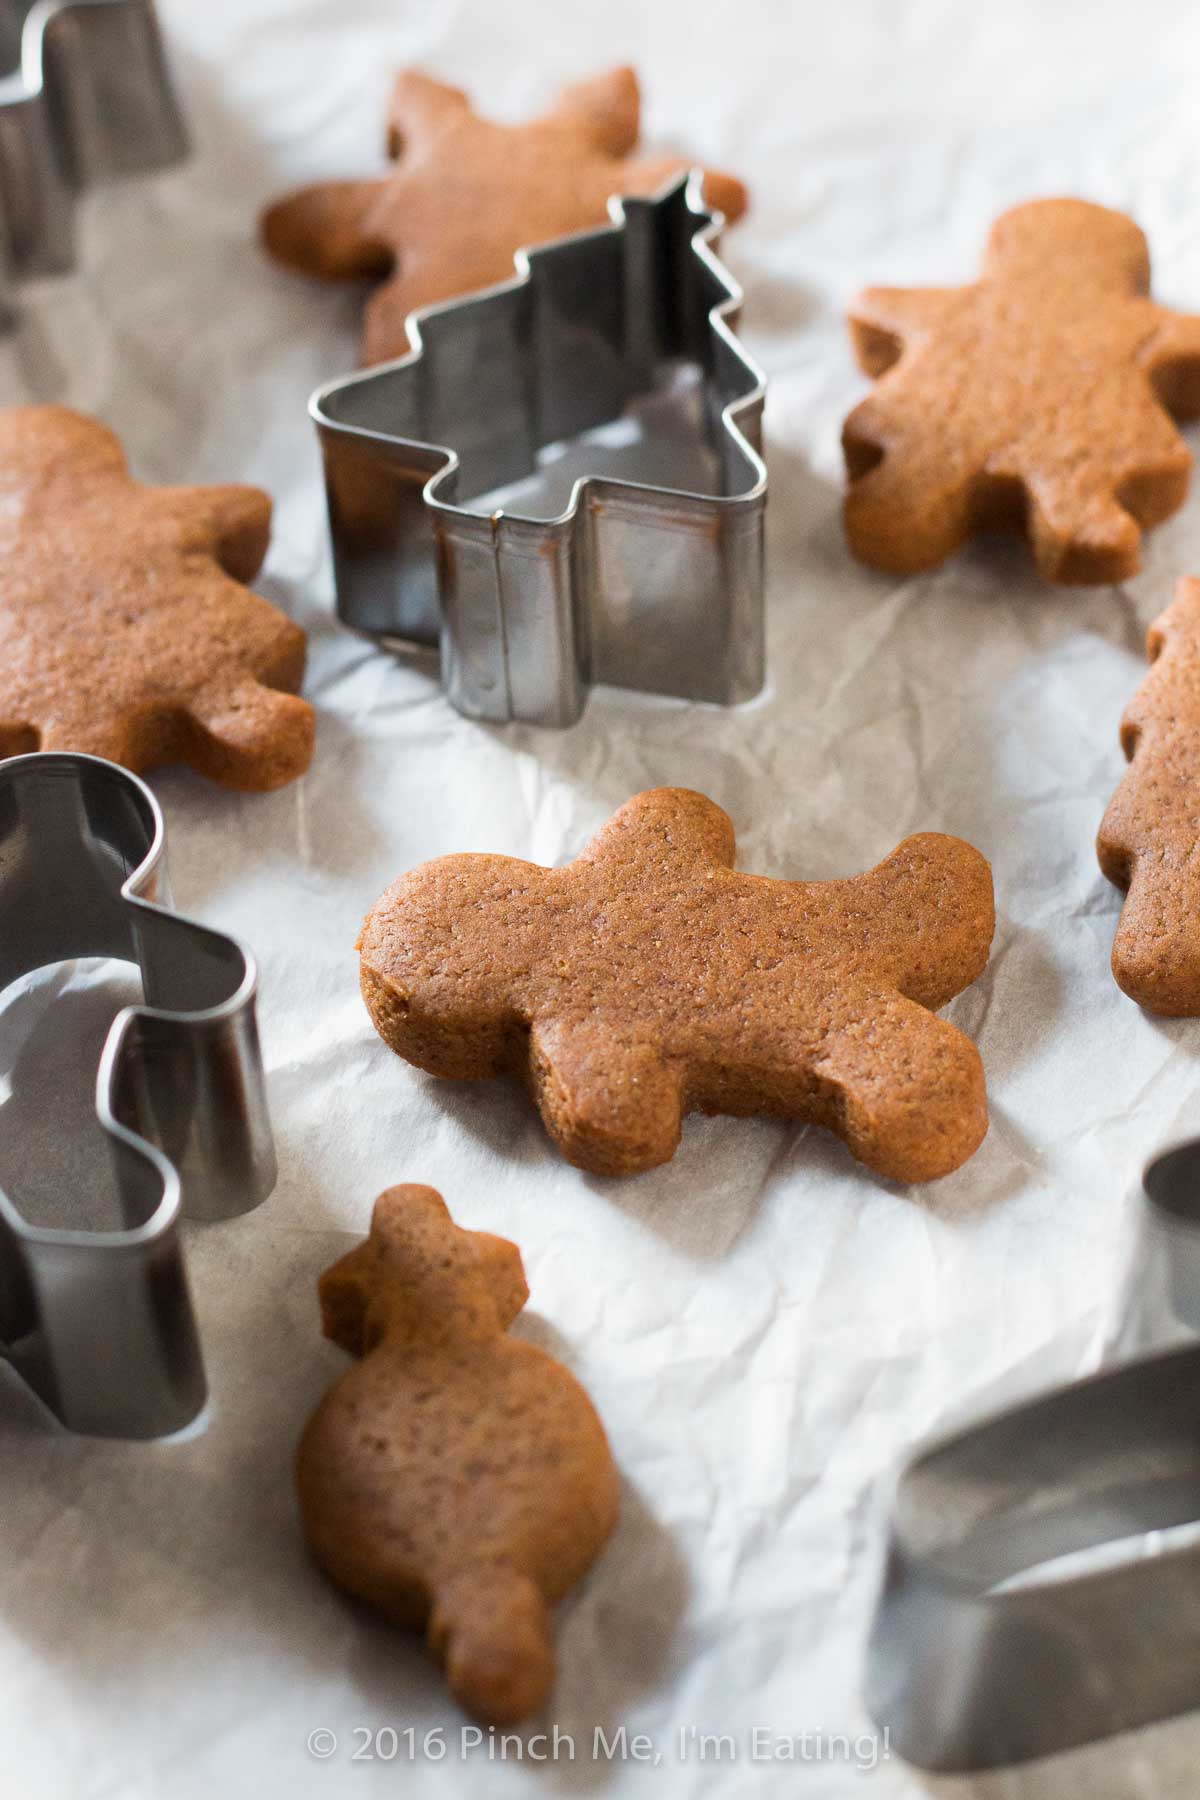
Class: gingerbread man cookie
844,199,1200,584
0,406,312,789
359,789,995,1182
262,66,748,365
1098,575,1200,1013
298,1185,619,1724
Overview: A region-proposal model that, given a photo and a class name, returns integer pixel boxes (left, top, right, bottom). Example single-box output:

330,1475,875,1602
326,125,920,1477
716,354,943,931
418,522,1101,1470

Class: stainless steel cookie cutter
0,751,275,1438
0,0,186,284
311,173,767,727
866,1135,1200,1771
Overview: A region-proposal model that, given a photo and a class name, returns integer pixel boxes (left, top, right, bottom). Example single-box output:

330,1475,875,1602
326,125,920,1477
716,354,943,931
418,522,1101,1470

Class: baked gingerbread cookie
298,1184,619,1724
0,406,312,789
844,199,1200,584
358,788,995,1182
262,66,748,365
1098,575,1200,1013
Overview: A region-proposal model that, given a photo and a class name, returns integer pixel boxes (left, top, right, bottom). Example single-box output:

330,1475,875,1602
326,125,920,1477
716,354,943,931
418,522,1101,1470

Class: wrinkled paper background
4,1,1200,1794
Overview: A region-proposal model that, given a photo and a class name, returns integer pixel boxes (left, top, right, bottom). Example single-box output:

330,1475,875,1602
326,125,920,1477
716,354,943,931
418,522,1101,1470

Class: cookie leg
619,154,748,225
1024,475,1145,585
0,717,39,755
360,256,515,362
33,707,170,770
181,678,314,791
812,995,988,1183
428,1567,554,1726
842,410,976,573
1106,861,1200,1015
529,1018,683,1175
360,271,451,364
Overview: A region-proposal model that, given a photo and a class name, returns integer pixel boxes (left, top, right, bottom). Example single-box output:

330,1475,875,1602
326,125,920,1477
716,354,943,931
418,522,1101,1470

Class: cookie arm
847,286,957,376
260,179,392,279
812,995,988,1183
842,400,979,574
158,483,272,583
529,1017,683,1175
837,832,995,1008
1142,306,1200,421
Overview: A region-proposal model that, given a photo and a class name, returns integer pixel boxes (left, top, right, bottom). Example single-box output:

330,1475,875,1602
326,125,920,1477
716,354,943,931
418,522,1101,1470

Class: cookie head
983,197,1150,292
358,788,995,1182
319,1183,529,1353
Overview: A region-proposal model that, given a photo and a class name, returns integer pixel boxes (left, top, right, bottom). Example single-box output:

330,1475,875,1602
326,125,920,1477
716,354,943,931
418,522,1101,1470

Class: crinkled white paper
4,2,1200,1795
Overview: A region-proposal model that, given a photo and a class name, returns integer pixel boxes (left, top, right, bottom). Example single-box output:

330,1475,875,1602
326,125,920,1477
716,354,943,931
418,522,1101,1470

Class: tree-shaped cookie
844,199,1200,584
261,66,748,365
0,406,313,789
1098,575,1200,1013
298,1184,619,1724
359,789,995,1182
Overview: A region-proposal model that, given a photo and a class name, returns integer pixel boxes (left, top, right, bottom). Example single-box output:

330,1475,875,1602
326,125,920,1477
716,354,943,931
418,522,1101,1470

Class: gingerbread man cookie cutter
0,751,275,1438
311,174,766,726
0,0,185,286
866,1135,1200,1771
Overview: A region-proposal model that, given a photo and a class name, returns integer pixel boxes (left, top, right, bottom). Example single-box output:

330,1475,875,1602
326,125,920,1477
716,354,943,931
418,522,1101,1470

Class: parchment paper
4,1,1200,1794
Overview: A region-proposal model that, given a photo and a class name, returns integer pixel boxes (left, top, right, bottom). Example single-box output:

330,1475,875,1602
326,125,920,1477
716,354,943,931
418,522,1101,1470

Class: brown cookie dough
262,66,748,365
297,1185,619,1724
1098,575,1200,1013
844,199,1200,584
358,788,995,1183
0,406,312,789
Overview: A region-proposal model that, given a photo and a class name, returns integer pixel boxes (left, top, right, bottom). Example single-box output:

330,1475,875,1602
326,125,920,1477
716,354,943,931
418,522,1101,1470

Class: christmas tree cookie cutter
311,173,767,727
866,1135,1200,1771
0,751,275,1438
0,0,186,285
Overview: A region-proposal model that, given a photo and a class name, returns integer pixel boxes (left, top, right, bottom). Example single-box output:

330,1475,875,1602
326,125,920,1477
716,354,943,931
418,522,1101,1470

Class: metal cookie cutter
0,752,274,1438
311,173,766,727
0,0,186,284
866,1136,1200,1771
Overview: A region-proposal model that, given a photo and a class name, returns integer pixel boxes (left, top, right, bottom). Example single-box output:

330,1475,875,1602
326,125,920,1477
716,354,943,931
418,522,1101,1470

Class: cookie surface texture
843,198,1200,583
358,788,996,1182
1098,575,1200,1013
261,66,748,365
0,406,312,789
297,1184,619,1724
